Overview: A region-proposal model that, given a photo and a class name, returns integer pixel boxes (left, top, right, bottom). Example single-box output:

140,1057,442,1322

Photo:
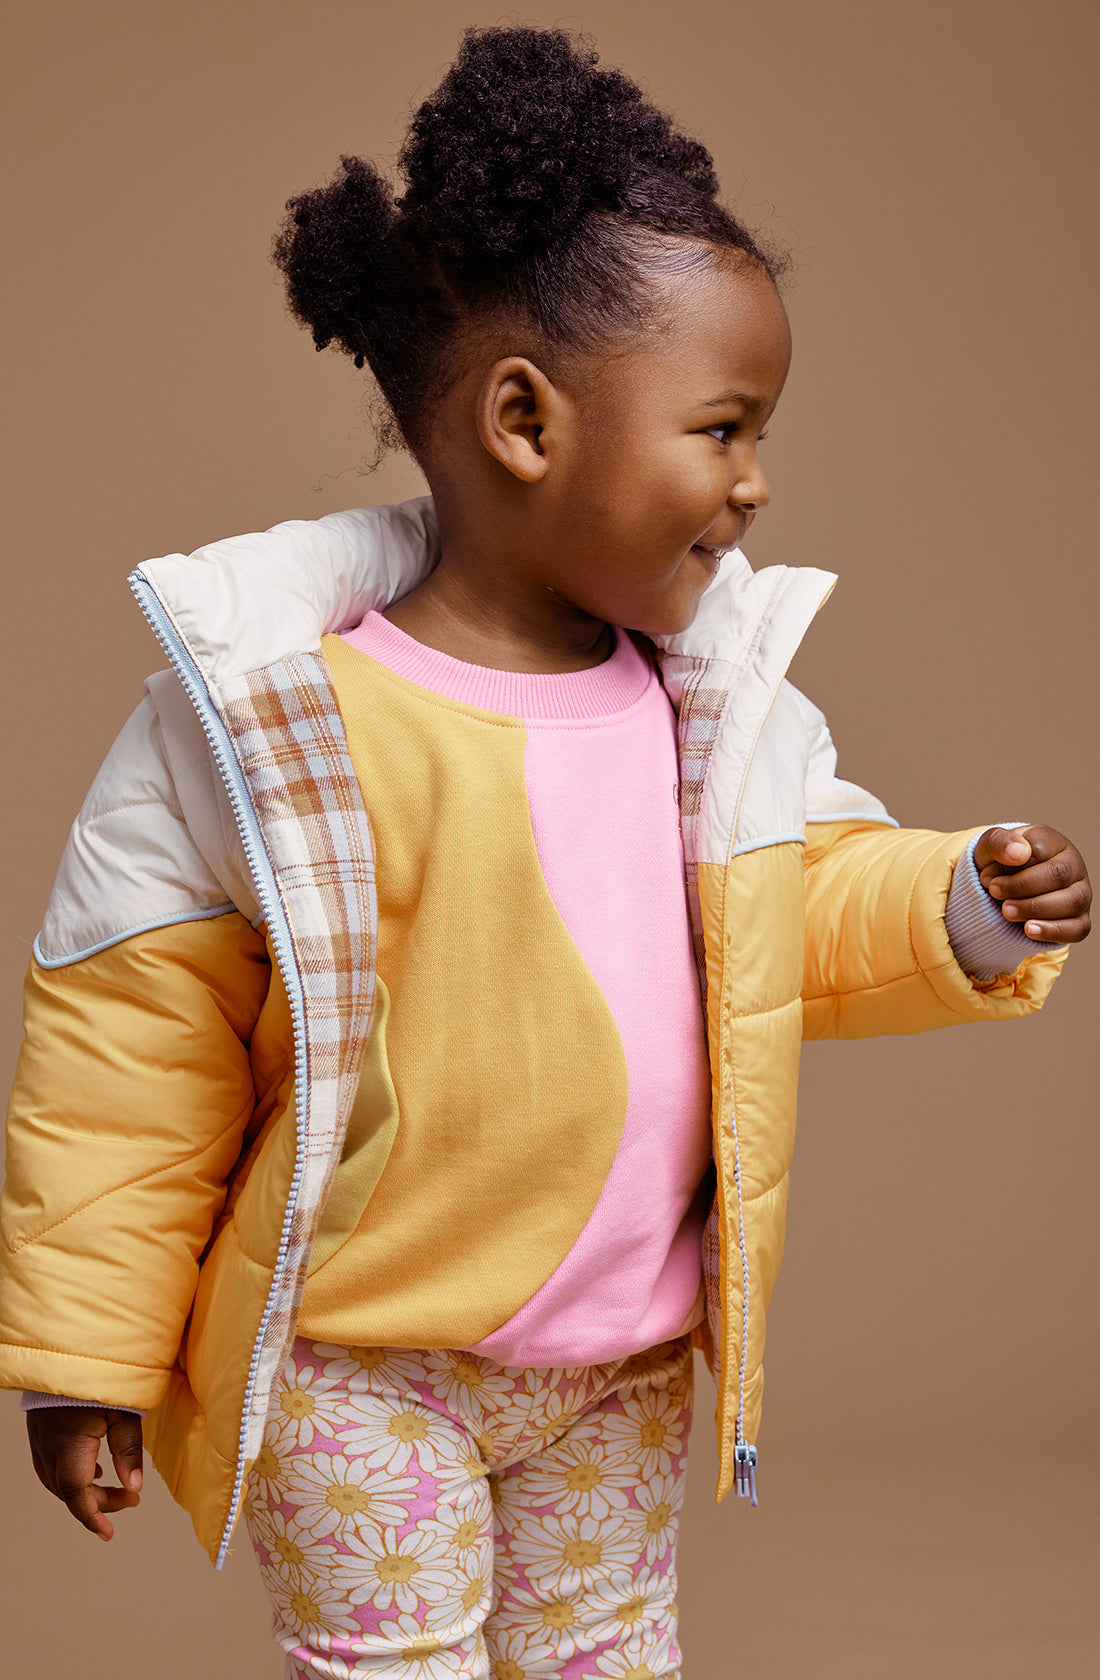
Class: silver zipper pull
734,1442,758,1506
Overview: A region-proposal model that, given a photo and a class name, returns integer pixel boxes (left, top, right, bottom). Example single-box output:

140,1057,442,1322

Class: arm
792,686,1080,1038
1,913,270,1405
801,821,1073,1038
1,689,272,1535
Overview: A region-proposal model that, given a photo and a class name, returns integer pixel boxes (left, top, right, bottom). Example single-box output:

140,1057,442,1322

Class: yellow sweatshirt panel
296,635,629,1348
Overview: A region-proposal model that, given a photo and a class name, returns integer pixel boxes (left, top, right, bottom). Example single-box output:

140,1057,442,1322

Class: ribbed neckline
340,610,653,721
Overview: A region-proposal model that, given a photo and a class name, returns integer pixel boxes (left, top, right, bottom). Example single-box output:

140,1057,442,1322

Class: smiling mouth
691,543,727,572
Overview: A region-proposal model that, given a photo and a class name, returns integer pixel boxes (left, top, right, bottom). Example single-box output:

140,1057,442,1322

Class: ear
475,357,559,483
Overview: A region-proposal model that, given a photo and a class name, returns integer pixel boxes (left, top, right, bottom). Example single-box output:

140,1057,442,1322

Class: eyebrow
699,390,764,410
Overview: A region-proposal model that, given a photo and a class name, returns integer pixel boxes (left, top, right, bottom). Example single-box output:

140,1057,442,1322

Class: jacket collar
132,495,836,699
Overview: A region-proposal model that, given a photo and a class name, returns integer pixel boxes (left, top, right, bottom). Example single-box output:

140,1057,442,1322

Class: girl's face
541,255,792,638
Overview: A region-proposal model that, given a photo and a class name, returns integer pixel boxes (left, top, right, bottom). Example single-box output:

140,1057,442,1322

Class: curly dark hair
272,25,785,460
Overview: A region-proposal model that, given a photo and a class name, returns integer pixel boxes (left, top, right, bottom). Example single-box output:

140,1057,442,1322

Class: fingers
987,864,1087,905
26,1408,142,1541
985,857,1090,940
973,825,1033,873
52,1423,121,1541
58,1473,140,1542
974,822,1078,876
1011,915,1091,944
993,887,1086,925
106,1411,144,1494
982,844,1079,898
972,824,1092,947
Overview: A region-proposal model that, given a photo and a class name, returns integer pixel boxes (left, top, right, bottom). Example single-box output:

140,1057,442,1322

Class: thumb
105,1412,144,1492
974,825,1032,875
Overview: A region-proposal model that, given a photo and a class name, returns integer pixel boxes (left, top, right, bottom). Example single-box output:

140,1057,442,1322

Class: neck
383,536,614,675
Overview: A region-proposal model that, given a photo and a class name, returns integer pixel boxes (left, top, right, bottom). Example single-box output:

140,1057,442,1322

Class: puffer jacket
0,498,1066,1565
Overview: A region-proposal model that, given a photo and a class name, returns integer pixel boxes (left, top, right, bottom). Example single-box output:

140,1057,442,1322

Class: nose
729,451,771,515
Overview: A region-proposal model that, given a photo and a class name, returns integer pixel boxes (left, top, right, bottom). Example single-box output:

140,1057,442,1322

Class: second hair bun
398,26,719,262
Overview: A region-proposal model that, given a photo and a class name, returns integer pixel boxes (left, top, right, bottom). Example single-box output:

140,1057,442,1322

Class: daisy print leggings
244,1335,694,1680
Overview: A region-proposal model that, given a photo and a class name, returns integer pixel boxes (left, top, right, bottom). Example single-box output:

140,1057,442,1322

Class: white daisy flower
520,1365,591,1396
279,1452,420,1540
622,1473,684,1566
472,1400,535,1464
580,1634,677,1680
597,1398,685,1478
421,1562,492,1637
296,1653,384,1680
491,1586,585,1661
420,1351,518,1421
271,1360,347,1449
247,1435,292,1499
247,1502,334,1588
339,1523,462,1616
336,1392,467,1479
312,1343,432,1397
609,1344,691,1403
580,1566,676,1650
484,1623,559,1679
507,1511,640,1596
529,1387,601,1451
416,1500,493,1576
261,1562,366,1644
499,1442,636,1523
488,1509,524,1600
309,1658,358,1680
239,1482,263,1525
367,1613,478,1679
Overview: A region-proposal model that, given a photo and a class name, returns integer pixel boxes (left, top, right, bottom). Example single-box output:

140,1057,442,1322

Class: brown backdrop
2,2,1096,1674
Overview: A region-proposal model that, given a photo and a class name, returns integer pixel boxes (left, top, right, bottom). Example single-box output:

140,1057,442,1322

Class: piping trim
33,904,238,969
728,831,806,859
805,810,899,827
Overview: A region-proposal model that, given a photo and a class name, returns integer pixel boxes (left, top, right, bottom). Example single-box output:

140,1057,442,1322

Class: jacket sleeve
0,685,272,1409
0,919,271,1408
794,690,1067,1037
801,819,1066,1037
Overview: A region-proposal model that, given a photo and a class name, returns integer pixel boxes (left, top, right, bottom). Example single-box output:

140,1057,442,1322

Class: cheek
655,455,730,546
564,430,725,552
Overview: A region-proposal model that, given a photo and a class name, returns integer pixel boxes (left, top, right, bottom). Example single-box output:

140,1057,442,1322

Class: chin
629,604,702,640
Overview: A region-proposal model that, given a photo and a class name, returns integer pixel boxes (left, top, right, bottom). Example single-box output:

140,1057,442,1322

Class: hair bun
273,154,398,366
398,26,719,261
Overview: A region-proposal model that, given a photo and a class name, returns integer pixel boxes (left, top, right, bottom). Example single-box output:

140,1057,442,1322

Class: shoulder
35,673,258,969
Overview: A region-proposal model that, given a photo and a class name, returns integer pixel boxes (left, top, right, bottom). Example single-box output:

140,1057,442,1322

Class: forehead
596,256,791,409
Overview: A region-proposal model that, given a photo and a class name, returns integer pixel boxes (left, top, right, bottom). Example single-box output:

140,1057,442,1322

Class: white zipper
676,577,834,1508
728,1071,758,1505
128,570,312,1568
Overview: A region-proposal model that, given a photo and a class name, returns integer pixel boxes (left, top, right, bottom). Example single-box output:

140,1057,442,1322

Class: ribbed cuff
944,825,1040,980
21,1390,145,1417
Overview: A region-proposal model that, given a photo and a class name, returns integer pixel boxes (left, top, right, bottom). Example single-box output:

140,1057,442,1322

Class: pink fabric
341,610,646,719
246,1335,692,1679
340,614,712,1365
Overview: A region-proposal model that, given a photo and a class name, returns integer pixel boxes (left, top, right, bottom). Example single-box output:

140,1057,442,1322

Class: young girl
3,24,1091,1680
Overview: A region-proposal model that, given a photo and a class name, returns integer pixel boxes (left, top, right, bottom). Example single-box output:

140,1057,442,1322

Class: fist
26,1407,143,1541
973,825,1092,946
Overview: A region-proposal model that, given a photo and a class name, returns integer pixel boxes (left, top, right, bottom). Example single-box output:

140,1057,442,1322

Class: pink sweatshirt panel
340,612,712,1364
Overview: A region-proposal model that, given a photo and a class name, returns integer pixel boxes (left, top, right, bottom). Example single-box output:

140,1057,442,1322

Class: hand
27,1407,143,1541
973,825,1092,946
